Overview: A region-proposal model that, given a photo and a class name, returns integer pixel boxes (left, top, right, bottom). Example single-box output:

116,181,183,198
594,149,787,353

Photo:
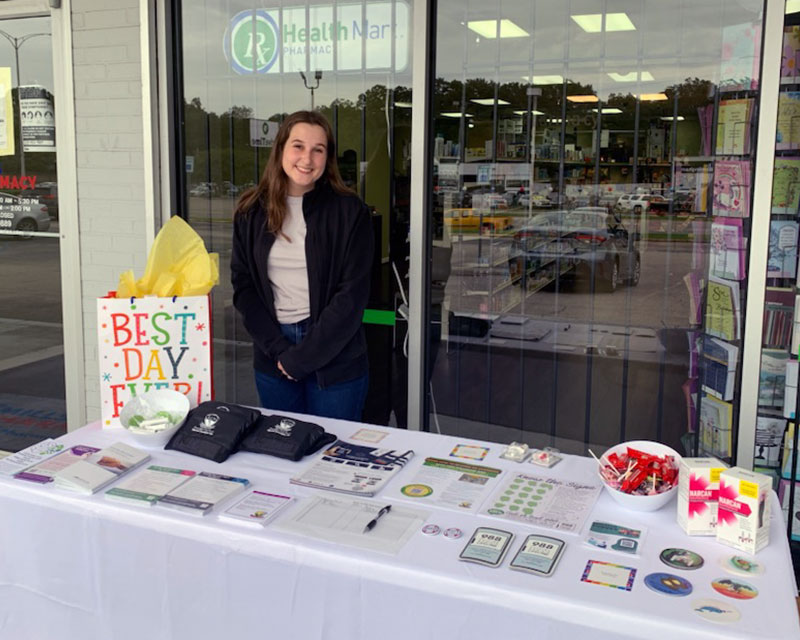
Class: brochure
54,442,151,494
290,441,414,497
105,465,197,507
157,471,249,516
13,445,101,484
394,457,502,512
219,490,294,527
0,439,66,477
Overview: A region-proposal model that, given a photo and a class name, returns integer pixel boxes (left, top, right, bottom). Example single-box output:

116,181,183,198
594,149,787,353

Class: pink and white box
716,467,772,554
677,457,728,535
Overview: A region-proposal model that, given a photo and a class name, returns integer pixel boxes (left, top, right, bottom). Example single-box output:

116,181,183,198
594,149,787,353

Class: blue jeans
254,319,369,421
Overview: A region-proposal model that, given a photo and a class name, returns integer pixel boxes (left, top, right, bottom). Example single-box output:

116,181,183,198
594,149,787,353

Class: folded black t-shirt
165,401,261,463
239,414,337,461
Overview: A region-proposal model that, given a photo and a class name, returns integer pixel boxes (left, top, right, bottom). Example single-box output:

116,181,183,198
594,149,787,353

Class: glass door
0,15,65,452
176,0,413,424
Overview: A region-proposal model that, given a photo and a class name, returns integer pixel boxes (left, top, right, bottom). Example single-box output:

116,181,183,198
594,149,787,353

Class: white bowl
119,389,190,449
598,440,681,512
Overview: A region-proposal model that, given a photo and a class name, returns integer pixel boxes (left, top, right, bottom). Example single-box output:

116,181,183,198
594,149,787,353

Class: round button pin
421,524,441,536
443,527,463,540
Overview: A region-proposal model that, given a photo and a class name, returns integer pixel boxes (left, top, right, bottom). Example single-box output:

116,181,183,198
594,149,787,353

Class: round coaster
644,572,693,597
443,527,463,540
659,547,704,570
719,554,765,577
692,598,741,624
711,577,759,600
421,524,441,536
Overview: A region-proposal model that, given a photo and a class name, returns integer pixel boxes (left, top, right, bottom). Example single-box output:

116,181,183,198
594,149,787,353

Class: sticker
692,598,741,624
444,527,463,540
421,524,441,536
580,560,636,591
644,572,693,597
719,554,764,577
401,484,433,498
450,444,490,461
659,548,704,570
711,577,759,600
349,428,388,443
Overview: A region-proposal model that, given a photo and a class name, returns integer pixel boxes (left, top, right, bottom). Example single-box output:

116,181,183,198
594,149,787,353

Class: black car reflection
509,208,641,293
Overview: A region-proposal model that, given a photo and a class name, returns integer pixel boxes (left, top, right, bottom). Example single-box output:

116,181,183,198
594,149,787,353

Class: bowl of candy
597,440,681,511
119,389,190,448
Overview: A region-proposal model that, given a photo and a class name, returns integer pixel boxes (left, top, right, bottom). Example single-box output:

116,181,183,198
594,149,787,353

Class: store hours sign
223,2,410,75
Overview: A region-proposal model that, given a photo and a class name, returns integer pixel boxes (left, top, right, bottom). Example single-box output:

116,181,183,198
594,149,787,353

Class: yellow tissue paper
115,216,219,298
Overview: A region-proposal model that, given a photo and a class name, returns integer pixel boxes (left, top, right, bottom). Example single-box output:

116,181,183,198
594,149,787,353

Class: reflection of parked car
30,181,58,219
444,208,513,234
566,208,640,292
615,193,665,214
519,193,553,209
0,192,51,234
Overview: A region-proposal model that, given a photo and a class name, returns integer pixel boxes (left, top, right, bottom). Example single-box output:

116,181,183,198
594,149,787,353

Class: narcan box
677,457,729,535
716,467,772,555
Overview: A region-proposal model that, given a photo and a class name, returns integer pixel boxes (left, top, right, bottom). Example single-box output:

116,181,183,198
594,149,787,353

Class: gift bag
97,294,214,427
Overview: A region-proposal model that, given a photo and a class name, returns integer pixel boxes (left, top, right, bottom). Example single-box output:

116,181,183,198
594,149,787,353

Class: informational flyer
394,457,502,512
481,471,601,533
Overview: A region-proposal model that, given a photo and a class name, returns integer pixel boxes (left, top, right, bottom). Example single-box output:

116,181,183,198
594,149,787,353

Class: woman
231,110,373,421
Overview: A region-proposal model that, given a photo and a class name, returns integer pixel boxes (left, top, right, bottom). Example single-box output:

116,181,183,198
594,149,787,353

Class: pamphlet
481,472,601,533
0,439,66,477
290,441,414,497
394,457,502,512
54,442,151,494
105,465,196,507
13,445,101,484
583,521,645,556
219,490,294,527
157,471,249,516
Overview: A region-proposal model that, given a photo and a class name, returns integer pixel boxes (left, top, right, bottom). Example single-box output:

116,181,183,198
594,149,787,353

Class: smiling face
281,122,328,196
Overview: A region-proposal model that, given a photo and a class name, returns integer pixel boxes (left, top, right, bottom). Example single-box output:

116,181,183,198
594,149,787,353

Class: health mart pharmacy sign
223,2,409,75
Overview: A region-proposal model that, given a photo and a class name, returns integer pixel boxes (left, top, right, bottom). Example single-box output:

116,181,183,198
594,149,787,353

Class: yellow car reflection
444,208,513,234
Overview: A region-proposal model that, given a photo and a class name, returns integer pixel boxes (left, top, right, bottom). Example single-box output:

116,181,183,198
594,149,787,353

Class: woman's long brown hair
234,110,352,234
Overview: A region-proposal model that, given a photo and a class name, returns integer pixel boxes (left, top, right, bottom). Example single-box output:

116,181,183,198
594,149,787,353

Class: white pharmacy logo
267,418,295,437
192,413,220,436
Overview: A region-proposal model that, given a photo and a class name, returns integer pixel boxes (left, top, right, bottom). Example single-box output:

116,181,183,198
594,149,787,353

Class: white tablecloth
0,416,797,640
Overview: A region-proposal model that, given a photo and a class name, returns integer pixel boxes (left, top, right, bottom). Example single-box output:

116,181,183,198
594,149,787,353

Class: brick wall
71,0,146,420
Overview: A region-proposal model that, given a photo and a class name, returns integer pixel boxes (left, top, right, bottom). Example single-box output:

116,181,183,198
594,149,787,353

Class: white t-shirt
267,196,310,324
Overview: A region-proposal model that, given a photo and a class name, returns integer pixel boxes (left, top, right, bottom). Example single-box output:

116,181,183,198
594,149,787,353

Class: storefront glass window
431,1,764,454
0,16,63,452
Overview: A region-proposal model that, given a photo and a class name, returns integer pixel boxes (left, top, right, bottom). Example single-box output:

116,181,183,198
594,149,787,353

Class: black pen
363,504,392,533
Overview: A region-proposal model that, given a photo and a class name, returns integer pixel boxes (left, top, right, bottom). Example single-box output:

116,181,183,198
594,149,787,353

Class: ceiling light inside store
607,71,654,82
471,98,510,106
659,116,685,121
394,102,413,108
591,108,623,114
567,95,599,103
571,13,635,33
521,75,564,85
467,19,529,39
787,0,800,13
512,110,544,115
640,93,668,101
548,118,564,123
441,112,473,118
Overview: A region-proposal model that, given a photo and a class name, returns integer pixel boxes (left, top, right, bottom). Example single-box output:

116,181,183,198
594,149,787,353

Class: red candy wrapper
600,446,678,496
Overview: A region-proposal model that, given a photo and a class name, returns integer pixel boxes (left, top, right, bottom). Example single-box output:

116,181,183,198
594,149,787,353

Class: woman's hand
277,360,296,381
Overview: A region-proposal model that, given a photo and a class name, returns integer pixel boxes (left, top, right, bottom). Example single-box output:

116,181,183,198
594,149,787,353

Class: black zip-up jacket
231,179,373,386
